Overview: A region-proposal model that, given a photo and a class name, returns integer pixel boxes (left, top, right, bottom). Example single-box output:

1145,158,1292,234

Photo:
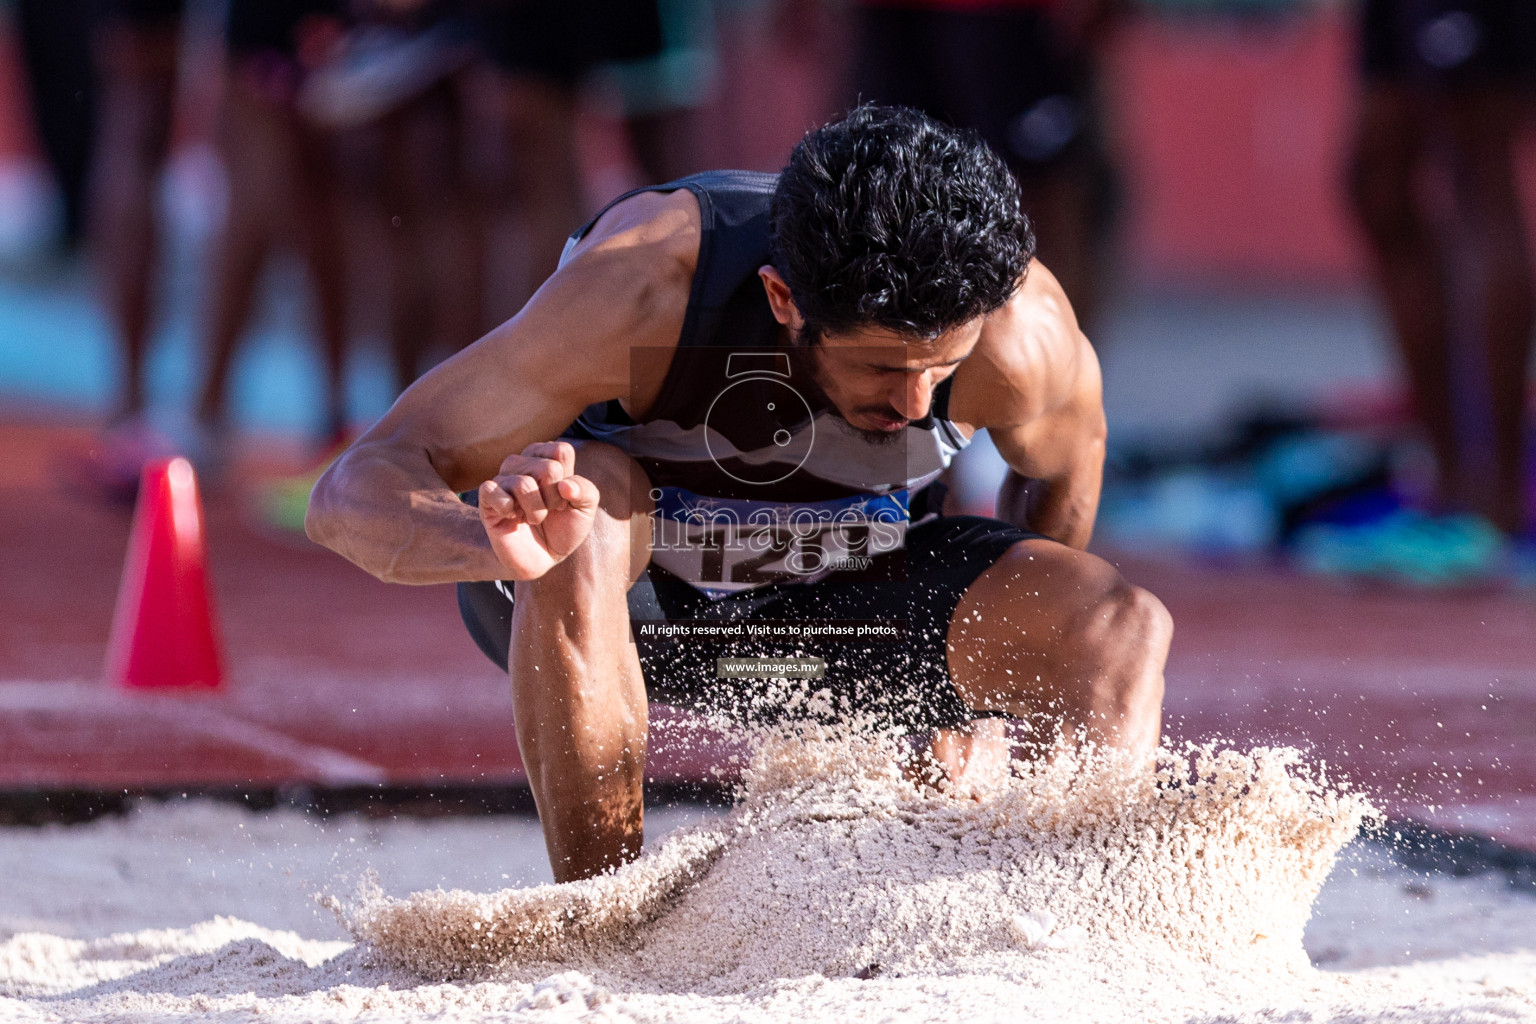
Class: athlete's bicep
989,334,1106,482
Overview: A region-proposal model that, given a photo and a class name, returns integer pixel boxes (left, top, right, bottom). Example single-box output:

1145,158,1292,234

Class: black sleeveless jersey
563,170,973,595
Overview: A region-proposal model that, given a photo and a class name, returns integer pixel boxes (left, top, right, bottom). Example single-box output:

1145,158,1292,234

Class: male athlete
307,105,1172,882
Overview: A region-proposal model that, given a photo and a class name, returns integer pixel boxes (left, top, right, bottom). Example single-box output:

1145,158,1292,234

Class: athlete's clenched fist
478,441,600,580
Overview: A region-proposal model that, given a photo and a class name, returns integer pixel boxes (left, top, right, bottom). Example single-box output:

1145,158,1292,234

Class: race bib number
649,489,909,594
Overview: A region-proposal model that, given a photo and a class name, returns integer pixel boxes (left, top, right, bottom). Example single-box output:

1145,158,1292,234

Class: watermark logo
701,352,815,485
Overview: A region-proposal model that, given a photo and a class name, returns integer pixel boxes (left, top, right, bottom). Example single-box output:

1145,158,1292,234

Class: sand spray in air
333,723,1375,992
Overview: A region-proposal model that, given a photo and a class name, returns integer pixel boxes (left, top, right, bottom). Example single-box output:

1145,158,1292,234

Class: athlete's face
802,324,979,439
758,266,982,441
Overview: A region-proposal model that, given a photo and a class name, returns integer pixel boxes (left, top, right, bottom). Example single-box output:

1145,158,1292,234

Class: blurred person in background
84,0,186,494
265,0,714,531
300,0,483,398
1342,0,1536,566
194,0,352,461
13,0,97,253
469,0,711,314
251,0,481,530
707,0,852,171
587,0,714,185
848,0,1121,335
847,0,1122,518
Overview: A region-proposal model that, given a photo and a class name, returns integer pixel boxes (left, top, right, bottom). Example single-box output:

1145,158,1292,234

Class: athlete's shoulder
950,262,1095,430
564,187,704,279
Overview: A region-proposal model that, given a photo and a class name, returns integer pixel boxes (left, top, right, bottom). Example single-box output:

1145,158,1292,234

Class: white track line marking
163,705,390,785
0,681,389,785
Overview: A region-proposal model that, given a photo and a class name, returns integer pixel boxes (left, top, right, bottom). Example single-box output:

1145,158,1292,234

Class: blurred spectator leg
89,10,182,422
290,110,351,442
1346,86,1462,511
376,81,482,391
495,73,582,309
848,2,1113,333
14,0,97,251
201,0,354,447
1016,161,1103,335
294,113,351,443
473,0,676,305
430,78,487,359
608,0,713,184
380,116,432,394
623,108,698,185
196,72,279,439
1445,86,1533,533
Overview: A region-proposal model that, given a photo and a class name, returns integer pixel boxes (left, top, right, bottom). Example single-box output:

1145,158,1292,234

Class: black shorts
95,0,183,28
458,514,1040,733
1360,0,1536,88
226,0,342,59
469,0,665,89
851,5,1094,172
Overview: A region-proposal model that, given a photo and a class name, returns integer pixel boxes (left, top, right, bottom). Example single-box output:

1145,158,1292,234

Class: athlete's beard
786,337,910,446
841,416,908,447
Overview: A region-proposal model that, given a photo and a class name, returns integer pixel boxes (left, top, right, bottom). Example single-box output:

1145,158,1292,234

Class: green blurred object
260,477,315,534
1292,510,1508,587
257,437,353,534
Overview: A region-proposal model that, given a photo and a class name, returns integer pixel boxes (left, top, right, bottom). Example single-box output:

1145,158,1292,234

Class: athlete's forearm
306,442,507,584
996,468,1098,550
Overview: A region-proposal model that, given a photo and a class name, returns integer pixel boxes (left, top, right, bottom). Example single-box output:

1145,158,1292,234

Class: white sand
3,732,1534,1023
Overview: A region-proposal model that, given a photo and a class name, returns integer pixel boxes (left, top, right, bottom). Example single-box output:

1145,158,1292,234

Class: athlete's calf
499,440,655,882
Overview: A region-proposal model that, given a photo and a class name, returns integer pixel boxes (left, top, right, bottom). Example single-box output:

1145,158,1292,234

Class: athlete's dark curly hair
768,104,1035,344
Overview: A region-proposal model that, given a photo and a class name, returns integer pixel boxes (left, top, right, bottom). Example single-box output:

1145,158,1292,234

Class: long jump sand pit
4,730,1535,1023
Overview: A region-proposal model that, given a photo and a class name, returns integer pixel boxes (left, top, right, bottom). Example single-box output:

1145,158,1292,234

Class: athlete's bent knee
567,441,648,505
1120,585,1173,661
559,440,654,581
1076,583,1170,742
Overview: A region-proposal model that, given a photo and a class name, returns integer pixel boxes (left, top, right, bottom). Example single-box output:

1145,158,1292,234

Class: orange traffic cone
105,456,224,690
